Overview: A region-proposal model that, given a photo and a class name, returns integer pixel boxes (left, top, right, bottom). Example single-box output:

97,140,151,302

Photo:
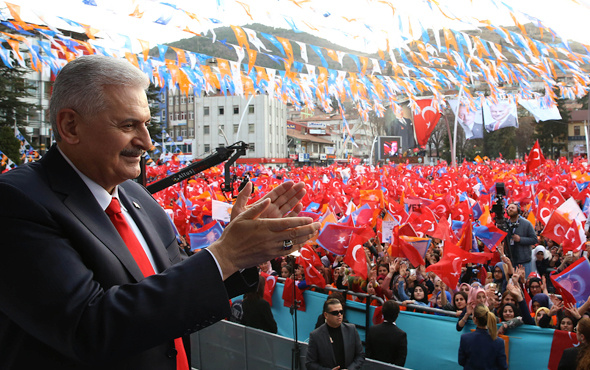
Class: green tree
0,125,20,167
0,63,39,164
483,127,517,159
146,83,164,139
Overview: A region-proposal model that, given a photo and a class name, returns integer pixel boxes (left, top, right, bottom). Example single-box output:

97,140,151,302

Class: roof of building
570,110,589,122
287,129,333,144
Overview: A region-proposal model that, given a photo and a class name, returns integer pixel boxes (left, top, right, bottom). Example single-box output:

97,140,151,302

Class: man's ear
56,109,80,144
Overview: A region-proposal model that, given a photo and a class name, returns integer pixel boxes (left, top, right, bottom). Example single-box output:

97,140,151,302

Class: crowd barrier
268,282,559,370
191,320,406,369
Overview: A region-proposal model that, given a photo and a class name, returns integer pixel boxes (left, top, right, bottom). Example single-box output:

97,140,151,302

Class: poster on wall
377,136,402,161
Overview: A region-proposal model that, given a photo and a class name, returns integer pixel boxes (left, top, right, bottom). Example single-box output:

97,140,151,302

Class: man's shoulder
310,323,328,336
518,216,534,228
370,322,405,334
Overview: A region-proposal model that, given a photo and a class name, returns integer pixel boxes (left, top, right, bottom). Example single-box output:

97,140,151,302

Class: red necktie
106,198,189,370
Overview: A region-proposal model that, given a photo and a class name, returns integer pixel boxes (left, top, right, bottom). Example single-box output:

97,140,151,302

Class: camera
492,182,507,232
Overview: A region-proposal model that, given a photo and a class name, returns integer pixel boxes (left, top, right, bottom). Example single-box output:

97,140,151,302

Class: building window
248,105,254,114
249,142,255,151
189,128,194,137
218,106,224,115
249,123,255,134
188,95,194,103
188,111,194,120
204,106,210,116
169,113,173,121
181,96,186,104
233,105,239,114
168,96,173,105
180,111,186,120
204,125,210,134
181,129,186,137
219,143,225,147
574,125,581,136
233,125,239,134
174,112,179,120
204,144,210,152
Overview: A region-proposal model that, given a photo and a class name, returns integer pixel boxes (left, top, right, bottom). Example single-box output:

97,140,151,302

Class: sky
3,0,590,54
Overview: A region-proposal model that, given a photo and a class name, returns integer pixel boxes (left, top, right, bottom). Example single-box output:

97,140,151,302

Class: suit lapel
43,146,146,282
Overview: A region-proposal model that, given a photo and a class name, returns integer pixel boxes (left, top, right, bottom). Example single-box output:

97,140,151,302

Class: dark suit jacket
365,321,407,366
241,297,277,334
0,146,257,369
305,322,365,370
558,346,580,370
458,328,507,370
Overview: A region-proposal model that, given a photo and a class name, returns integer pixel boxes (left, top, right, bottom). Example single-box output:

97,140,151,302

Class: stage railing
190,320,409,370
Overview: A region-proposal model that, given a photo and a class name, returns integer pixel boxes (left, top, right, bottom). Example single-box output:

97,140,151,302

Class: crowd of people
165,157,590,368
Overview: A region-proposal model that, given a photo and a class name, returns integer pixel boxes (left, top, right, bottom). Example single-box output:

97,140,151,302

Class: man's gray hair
49,55,150,141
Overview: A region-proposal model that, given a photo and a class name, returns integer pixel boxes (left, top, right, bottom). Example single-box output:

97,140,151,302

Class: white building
162,89,290,166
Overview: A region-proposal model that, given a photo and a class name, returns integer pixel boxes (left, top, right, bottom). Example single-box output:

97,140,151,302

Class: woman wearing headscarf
531,245,551,279
491,262,509,294
457,286,488,331
458,304,508,369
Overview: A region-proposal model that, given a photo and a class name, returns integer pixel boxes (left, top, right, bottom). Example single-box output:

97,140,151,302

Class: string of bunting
0,0,589,121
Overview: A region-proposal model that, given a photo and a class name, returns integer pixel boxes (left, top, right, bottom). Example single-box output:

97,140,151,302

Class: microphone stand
290,278,301,370
145,141,248,194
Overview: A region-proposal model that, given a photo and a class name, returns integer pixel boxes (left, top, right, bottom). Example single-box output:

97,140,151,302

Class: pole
451,87,465,167
237,94,254,140
291,278,300,370
585,121,590,161
369,136,378,165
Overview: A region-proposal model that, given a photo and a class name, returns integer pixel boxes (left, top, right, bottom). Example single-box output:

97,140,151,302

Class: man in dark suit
365,300,407,366
0,55,320,369
306,298,364,370
485,102,518,132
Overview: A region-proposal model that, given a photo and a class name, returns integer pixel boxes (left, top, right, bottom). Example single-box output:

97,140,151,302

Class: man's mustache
120,148,144,157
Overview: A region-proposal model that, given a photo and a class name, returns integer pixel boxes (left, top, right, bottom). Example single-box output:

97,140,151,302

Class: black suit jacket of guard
365,321,407,366
305,322,365,370
0,145,257,369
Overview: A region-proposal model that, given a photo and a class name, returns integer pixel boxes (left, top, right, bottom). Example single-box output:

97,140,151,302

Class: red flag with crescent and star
299,258,326,288
413,99,441,146
526,140,546,173
343,237,368,280
541,211,571,245
260,271,277,306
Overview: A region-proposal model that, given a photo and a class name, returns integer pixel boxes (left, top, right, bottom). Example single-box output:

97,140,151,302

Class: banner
449,99,483,139
483,99,518,132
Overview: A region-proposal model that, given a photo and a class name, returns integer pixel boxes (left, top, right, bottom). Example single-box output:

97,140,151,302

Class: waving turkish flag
526,140,546,173
536,198,555,226
282,278,306,311
300,258,326,288
343,241,368,280
298,244,322,267
541,211,570,245
562,219,583,253
260,272,277,306
413,99,441,146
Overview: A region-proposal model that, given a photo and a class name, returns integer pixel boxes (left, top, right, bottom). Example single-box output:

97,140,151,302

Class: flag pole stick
451,87,464,167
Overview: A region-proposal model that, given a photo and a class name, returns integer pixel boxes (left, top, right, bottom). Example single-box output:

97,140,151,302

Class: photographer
505,203,537,277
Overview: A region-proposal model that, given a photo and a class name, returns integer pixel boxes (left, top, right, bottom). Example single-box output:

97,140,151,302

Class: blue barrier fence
269,283,556,370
